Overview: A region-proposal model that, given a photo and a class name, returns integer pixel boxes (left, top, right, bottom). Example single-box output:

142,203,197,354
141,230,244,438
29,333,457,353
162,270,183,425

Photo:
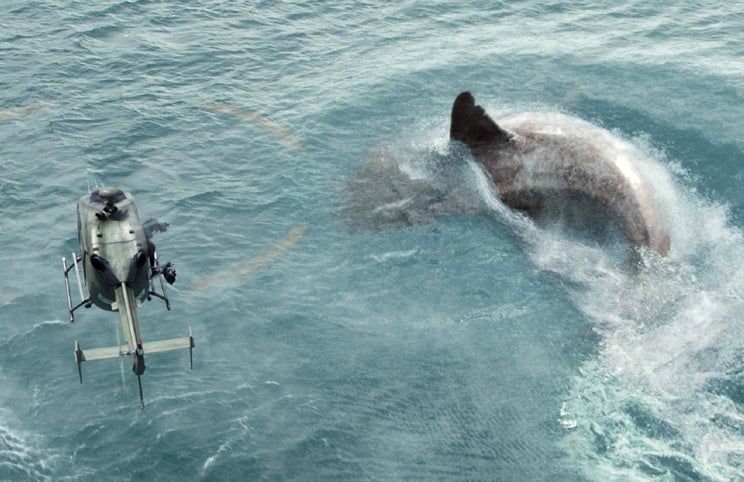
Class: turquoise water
2,2,743,480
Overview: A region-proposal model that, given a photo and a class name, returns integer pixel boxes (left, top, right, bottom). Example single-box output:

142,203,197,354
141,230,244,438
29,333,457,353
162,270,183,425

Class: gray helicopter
63,187,194,407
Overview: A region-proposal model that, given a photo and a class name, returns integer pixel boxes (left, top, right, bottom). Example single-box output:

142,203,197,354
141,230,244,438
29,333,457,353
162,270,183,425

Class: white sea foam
510,127,744,481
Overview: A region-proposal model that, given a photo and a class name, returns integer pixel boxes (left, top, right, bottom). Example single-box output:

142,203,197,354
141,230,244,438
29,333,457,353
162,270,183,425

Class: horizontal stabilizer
74,327,195,383
78,344,127,362
143,334,194,354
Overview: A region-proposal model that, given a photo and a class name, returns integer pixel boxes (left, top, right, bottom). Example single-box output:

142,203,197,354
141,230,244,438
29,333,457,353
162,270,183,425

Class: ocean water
2,1,743,480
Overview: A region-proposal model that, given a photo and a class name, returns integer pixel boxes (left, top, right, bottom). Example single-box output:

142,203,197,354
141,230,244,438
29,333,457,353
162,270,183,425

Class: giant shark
450,91,670,256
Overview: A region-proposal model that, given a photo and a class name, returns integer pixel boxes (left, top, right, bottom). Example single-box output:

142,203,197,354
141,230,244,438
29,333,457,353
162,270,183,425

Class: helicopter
62,187,194,407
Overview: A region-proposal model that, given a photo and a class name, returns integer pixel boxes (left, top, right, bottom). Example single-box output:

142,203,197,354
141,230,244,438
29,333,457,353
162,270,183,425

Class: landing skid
62,254,91,322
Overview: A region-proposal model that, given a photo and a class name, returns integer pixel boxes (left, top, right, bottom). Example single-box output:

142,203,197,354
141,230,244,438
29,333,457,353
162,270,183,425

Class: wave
0,423,53,481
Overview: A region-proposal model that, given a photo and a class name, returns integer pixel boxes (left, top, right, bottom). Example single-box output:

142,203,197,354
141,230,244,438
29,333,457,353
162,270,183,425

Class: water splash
348,113,744,479
506,124,744,480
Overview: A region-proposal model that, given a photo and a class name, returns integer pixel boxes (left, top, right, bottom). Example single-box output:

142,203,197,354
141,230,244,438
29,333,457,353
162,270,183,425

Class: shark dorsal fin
450,91,512,149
